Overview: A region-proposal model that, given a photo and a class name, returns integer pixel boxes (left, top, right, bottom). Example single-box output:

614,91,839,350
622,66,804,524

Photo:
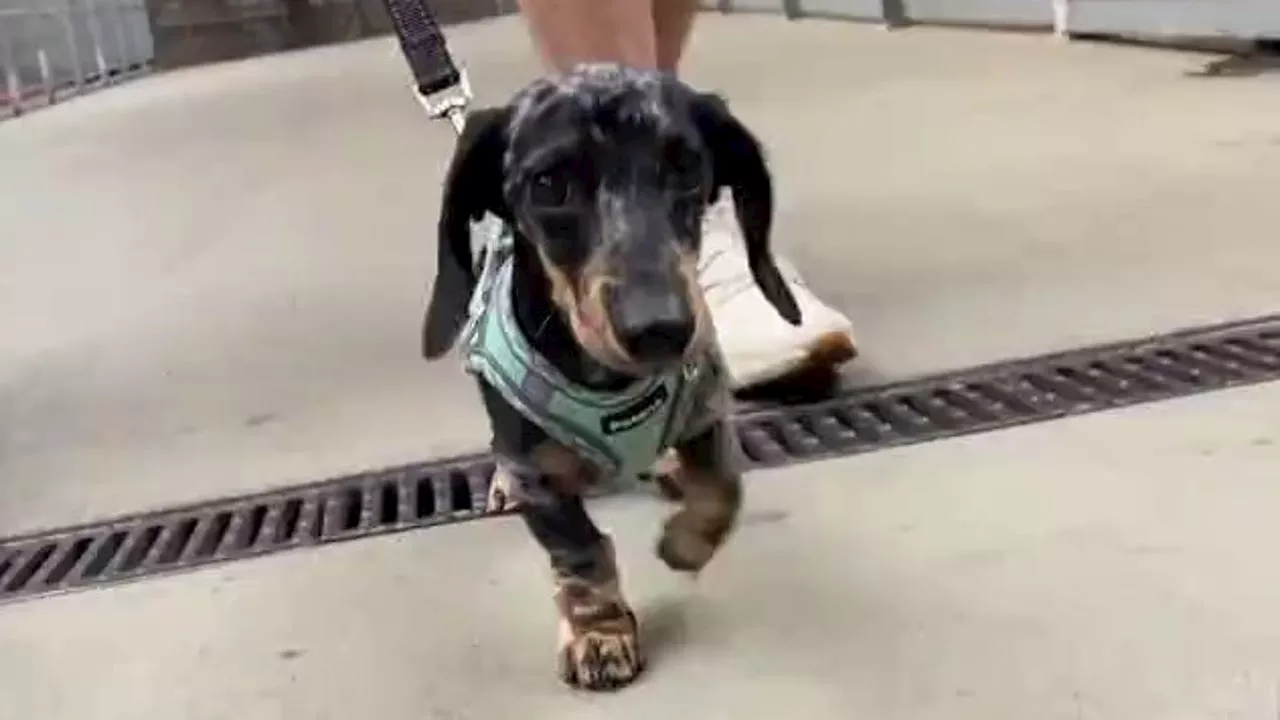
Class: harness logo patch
601,384,669,436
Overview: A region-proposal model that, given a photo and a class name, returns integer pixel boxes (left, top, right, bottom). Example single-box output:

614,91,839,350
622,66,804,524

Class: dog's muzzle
606,283,696,365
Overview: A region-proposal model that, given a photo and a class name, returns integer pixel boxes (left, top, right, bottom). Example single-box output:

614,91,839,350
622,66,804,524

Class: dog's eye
529,170,573,208
665,146,704,197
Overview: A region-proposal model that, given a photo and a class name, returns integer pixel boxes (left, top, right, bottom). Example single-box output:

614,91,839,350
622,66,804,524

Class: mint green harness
460,226,703,483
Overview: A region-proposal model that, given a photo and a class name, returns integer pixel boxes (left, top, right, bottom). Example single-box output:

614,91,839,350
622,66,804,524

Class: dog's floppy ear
423,106,513,359
691,93,801,326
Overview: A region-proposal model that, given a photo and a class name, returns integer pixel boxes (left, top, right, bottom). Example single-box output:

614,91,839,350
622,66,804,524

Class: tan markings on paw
553,545,643,691
556,607,643,691
486,467,521,512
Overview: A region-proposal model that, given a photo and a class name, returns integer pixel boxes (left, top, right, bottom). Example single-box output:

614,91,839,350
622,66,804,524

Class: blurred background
1,0,1277,119
0,0,512,117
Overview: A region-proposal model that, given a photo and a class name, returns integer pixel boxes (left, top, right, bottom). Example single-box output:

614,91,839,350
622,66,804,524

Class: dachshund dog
421,63,801,691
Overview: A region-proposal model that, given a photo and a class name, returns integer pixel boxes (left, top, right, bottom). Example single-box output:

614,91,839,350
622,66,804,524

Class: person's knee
515,0,659,71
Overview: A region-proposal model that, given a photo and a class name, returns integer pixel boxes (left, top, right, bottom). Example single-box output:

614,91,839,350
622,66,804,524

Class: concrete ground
4,383,1280,720
1,12,1280,719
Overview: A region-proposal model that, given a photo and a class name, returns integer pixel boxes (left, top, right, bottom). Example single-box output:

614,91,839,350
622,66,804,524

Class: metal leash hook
380,0,512,304
381,0,473,134
415,71,472,135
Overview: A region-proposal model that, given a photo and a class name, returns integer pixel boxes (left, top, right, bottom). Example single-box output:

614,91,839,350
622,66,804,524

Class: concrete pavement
2,382,1279,719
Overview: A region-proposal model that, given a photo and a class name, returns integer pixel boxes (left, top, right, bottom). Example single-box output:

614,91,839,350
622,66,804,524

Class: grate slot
0,314,1276,606
889,396,936,430
935,386,1006,422
1021,371,1090,406
0,550,16,586
804,410,859,447
154,518,199,565
834,406,887,440
968,380,1038,416
3,544,57,593
275,498,304,544
1224,338,1280,370
192,512,233,560
113,526,163,574
738,422,787,464
861,400,921,435
299,496,324,542
1055,365,1115,399
413,475,436,519
65,534,115,585
339,488,364,533
775,416,824,456
1181,345,1250,379
1127,352,1203,387
81,531,128,578
1093,359,1171,394
925,390,975,424
43,537,95,586
900,393,962,428
230,506,270,551
378,482,400,526
1066,363,1129,396
448,471,474,514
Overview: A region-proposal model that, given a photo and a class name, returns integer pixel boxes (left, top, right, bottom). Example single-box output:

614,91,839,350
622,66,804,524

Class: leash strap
380,0,509,277
380,0,473,133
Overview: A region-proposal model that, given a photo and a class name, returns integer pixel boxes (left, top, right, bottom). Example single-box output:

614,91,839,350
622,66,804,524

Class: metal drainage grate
1,314,1277,606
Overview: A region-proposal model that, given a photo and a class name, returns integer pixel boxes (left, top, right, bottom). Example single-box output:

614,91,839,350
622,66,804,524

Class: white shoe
698,196,858,390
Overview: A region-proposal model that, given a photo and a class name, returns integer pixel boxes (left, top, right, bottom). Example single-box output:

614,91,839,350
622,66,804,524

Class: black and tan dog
422,63,801,690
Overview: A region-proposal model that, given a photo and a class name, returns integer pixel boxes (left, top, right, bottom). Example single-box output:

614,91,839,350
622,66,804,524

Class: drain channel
1,314,1277,606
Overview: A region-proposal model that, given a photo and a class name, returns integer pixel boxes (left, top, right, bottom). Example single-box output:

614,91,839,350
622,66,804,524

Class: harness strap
464,258,701,483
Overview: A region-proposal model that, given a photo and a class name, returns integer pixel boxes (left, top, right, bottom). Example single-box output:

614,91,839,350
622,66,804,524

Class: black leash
380,0,473,133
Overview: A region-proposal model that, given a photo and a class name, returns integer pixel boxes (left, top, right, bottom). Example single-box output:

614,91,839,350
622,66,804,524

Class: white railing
0,0,153,118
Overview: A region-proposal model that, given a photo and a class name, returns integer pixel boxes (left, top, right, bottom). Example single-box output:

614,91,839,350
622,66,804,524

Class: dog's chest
462,262,713,483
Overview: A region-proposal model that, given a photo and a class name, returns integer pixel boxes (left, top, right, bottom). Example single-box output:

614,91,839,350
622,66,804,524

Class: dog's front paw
557,614,643,690
555,581,643,691
656,510,731,574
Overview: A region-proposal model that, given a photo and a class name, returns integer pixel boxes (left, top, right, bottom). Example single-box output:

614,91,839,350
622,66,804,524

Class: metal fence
700,0,1280,40
0,0,510,120
1,0,152,117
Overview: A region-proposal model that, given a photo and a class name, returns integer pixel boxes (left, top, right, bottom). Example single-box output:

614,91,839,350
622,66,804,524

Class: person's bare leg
653,0,700,72
515,0,658,71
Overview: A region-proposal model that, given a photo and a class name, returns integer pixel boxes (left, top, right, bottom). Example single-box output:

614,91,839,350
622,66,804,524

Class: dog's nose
609,287,695,363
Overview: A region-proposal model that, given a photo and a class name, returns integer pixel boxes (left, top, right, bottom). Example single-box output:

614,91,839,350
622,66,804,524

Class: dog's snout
608,285,695,363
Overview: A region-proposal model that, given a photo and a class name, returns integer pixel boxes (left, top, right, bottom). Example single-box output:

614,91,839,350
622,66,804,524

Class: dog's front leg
507,457,644,690
656,418,743,573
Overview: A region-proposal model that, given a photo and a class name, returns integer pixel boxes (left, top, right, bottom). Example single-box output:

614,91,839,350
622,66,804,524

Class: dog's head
422,63,801,373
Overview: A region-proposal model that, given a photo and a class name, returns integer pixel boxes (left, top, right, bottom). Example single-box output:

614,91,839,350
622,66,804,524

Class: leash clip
413,69,473,135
